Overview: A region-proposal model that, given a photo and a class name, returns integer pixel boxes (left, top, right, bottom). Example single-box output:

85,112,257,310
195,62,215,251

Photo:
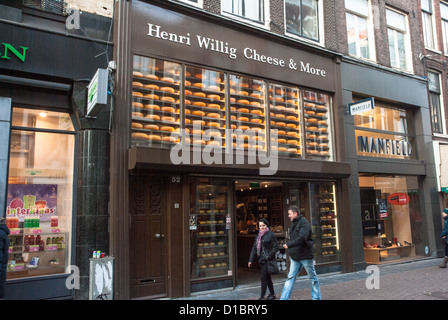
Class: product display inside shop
130,54,334,160
190,178,232,280
6,108,74,279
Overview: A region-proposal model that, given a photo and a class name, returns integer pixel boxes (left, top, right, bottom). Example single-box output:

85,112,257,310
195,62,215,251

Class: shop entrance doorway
235,180,288,287
129,175,168,299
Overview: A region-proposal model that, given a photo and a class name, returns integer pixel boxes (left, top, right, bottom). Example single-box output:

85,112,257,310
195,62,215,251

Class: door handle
155,233,164,239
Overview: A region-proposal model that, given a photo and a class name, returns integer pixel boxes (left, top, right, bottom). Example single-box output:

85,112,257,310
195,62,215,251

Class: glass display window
269,83,302,157
190,177,232,280
303,90,333,159
228,75,267,152
131,56,182,147
6,108,74,279
185,66,226,148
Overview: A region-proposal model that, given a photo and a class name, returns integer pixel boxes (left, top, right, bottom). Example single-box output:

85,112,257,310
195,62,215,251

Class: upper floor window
221,0,267,26
176,0,203,8
428,71,444,134
345,0,375,60
386,8,412,72
422,0,437,50
441,2,448,54
285,0,320,42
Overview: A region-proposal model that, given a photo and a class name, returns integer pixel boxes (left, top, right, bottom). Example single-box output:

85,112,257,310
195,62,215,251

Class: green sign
1,42,28,62
442,187,448,193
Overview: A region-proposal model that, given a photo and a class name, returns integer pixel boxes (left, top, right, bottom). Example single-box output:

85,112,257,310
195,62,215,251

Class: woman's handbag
262,246,279,275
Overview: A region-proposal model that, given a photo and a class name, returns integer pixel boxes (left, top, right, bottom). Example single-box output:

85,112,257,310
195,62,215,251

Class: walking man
280,206,321,300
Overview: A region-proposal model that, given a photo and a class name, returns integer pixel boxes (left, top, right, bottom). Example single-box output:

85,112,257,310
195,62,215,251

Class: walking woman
248,218,278,300
440,208,448,268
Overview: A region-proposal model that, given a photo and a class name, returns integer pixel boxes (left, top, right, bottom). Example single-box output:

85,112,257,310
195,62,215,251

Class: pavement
177,257,448,300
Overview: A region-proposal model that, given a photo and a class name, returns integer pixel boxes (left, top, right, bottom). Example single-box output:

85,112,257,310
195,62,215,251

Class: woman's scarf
256,227,269,255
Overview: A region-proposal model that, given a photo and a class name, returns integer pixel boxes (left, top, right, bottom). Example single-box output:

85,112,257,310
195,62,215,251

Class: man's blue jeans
280,257,321,300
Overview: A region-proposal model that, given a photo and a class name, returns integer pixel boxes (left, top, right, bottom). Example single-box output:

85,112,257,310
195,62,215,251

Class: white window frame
422,0,438,52
221,0,270,29
345,0,376,62
175,0,203,8
441,1,448,55
427,71,447,135
284,0,325,46
386,7,413,73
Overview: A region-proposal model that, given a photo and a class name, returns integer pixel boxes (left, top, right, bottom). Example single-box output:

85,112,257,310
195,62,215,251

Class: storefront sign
5,184,57,221
357,135,413,158
0,42,28,62
348,98,374,115
388,193,410,205
87,68,108,117
132,2,336,92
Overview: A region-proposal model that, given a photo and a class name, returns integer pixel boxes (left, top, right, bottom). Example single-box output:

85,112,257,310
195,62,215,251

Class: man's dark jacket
286,214,314,261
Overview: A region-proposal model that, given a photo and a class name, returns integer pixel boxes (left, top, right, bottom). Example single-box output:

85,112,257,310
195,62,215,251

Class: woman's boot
439,257,448,268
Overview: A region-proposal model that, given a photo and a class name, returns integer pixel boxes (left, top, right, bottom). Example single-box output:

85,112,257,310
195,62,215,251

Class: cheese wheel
145,93,159,100
193,92,206,97
162,136,177,142
277,130,286,135
238,108,249,113
132,81,143,87
275,114,285,119
288,148,298,153
193,101,206,107
161,106,175,113
133,71,143,77
237,117,249,122
144,124,159,130
161,87,175,93
192,120,205,126
145,114,160,120
207,103,221,109
162,116,176,122
306,118,318,123
144,74,158,80
318,143,328,148
278,138,286,144
240,83,249,88
286,123,296,128
318,127,328,132
161,96,175,103
185,80,191,86
238,91,249,96
132,122,143,129
276,122,286,127
275,97,284,102
148,134,162,141
250,101,262,107
239,125,250,131
237,99,250,105
319,151,329,155
208,94,221,101
207,113,221,118
207,122,221,128
193,82,206,89
287,139,298,145
316,112,326,116
250,92,262,98
144,104,160,111
192,110,205,116
307,134,317,139
250,118,262,124
318,120,327,125
286,116,297,120
250,109,263,115
160,126,175,132
132,102,144,109
144,84,159,90
307,126,318,131
207,141,221,146
278,147,287,152
208,85,221,91
160,77,174,83
193,139,206,145
252,84,262,91
132,112,143,118
132,91,143,97
194,74,206,79
132,132,148,140
318,135,328,140
238,143,250,149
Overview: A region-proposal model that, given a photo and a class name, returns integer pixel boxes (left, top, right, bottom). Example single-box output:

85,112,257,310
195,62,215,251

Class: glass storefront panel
131,56,182,147
130,54,335,161
190,177,233,280
6,108,74,279
269,83,302,157
360,175,424,264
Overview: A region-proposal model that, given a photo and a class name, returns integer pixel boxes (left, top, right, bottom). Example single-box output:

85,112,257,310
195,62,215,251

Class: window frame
284,0,324,45
175,0,203,8
441,1,448,55
427,71,445,135
421,0,438,51
345,0,376,62
386,7,413,72
221,0,270,29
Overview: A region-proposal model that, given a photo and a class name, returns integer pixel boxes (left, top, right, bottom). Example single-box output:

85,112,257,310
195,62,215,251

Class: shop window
386,8,412,72
354,100,416,159
422,0,437,50
345,0,375,61
360,175,424,264
269,83,302,157
190,177,233,282
185,66,226,148
285,0,320,42
229,74,267,152
303,90,333,159
6,108,74,279
131,56,182,147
